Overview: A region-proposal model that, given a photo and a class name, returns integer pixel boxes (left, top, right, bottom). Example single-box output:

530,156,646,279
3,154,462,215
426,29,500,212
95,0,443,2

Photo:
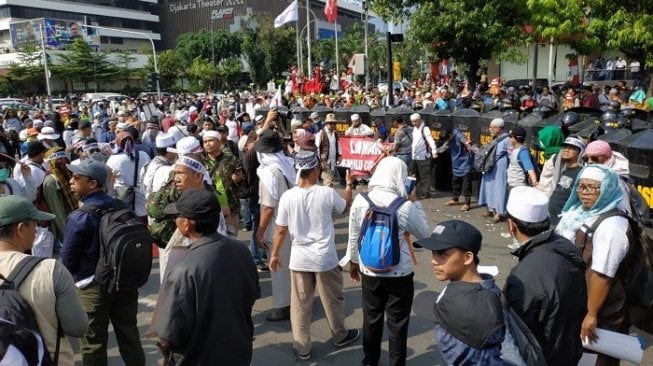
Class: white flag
274,0,298,28
271,86,282,108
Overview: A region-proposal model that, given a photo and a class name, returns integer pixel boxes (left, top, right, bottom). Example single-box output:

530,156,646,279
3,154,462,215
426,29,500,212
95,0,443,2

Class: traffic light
148,72,159,91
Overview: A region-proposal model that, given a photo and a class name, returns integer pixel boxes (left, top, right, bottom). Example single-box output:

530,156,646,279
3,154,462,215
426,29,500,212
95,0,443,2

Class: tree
175,29,242,68
157,50,184,90
239,15,296,88
7,43,44,92
217,57,243,89
52,38,117,91
115,50,137,89
370,0,530,84
187,57,219,90
584,1,653,66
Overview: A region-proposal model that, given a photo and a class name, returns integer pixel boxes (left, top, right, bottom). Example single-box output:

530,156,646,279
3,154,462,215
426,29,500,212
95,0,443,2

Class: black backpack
473,135,508,173
0,256,61,366
81,201,153,293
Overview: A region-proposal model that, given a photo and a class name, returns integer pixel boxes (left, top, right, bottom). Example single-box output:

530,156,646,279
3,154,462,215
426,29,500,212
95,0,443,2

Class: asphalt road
73,192,653,366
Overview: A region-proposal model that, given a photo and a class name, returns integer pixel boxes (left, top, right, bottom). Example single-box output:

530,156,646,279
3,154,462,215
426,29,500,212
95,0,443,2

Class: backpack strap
6,256,47,289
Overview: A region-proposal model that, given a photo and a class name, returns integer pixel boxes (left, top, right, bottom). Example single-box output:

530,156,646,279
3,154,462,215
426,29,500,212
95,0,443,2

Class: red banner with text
338,136,393,175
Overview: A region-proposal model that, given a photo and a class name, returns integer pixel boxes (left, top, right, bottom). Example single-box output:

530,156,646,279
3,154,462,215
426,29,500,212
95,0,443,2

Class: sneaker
333,329,360,347
294,349,310,361
243,227,252,232
265,306,290,321
256,263,270,273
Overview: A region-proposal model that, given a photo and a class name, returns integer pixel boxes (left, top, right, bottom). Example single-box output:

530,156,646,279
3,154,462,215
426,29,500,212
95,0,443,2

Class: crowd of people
0,65,650,366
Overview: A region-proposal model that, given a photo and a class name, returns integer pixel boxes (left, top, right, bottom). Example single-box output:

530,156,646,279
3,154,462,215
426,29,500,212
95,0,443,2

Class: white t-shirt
586,215,629,278
411,124,437,160
225,119,240,143
14,158,47,188
275,185,346,272
106,151,151,217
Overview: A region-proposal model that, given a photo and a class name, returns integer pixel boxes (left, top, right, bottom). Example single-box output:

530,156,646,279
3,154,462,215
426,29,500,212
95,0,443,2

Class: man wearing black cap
504,187,586,366
506,126,538,191
155,189,259,366
62,159,145,365
416,220,506,364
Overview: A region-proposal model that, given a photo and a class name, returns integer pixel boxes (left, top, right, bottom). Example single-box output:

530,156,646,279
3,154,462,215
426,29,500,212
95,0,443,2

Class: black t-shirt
548,165,582,225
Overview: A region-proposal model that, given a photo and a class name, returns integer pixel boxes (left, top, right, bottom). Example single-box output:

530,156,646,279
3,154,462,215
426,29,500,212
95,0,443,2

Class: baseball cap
163,188,220,219
0,195,55,226
415,220,482,254
66,159,107,185
509,126,527,140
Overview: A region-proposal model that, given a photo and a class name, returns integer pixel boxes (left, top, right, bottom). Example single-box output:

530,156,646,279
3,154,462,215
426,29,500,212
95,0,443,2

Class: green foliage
52,38,117,91
175,29,242,68
0,78,12,96
239,15,296,88
187,57,219,90
7,43,43,84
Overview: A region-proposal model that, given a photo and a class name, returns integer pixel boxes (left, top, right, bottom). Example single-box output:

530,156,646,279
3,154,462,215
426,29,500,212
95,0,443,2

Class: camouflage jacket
203,146,240,213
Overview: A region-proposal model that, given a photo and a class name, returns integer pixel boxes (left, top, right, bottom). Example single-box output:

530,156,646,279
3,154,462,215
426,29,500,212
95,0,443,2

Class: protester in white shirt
409,113,437,198
271,151,358,359
106,131,151,217
344,114,373,137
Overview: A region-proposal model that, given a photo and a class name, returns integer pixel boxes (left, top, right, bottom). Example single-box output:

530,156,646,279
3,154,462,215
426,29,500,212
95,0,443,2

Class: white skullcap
351,114,360,121
410,113,421,122
490,118,505,127
116,122,128,130
507,186,549,223
203,130,221,140
155,133,176,148
579,166,606,182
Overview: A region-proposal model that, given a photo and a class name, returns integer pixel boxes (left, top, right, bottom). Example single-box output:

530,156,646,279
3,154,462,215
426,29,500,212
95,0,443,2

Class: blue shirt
450,129,473,177
61,191,114,282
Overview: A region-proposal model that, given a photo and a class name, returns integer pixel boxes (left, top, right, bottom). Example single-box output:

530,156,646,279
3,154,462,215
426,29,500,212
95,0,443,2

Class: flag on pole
271,86,282,108
274,0,298,28
324,0,337,23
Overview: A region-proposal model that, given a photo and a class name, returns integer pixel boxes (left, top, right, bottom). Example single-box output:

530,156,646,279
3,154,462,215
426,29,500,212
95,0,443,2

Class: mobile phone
404,176,416,194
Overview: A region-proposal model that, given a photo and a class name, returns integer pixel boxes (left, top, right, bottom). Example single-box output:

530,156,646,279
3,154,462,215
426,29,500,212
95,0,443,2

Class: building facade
0,0,160,52
158,0,368,50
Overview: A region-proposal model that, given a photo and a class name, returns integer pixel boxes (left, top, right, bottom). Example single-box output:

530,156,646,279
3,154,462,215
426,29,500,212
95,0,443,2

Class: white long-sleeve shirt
411,123,437,160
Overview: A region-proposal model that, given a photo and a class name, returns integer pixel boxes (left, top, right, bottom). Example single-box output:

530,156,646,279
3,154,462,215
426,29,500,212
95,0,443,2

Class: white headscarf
256,151,296,201
368,156,408,197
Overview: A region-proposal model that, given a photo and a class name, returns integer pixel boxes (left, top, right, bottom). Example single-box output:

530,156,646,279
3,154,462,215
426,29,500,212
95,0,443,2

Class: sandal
460,204,470,212
445,200,460,206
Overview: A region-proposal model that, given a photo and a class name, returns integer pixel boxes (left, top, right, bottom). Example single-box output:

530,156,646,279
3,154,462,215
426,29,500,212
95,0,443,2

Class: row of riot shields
254,104,653,205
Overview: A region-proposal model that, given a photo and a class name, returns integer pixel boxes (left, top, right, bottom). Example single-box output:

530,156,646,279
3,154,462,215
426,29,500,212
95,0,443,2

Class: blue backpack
357,193,407,272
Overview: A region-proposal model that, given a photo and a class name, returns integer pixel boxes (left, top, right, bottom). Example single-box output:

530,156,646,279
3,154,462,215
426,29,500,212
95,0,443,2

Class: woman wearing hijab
555,165,630,366
346,156,430,366
537,125,566,196
106,131,150,217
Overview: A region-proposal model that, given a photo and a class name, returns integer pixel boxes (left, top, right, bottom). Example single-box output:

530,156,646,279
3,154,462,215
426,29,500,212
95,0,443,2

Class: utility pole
364,0,369,90
82,24,160,96
386,31,393,107
37,24,52,98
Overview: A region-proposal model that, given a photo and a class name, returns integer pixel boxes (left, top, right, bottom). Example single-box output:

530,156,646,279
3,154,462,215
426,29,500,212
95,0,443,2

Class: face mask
0,168,9,182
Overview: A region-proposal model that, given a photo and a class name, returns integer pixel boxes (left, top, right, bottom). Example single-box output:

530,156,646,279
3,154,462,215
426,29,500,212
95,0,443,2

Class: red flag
324,0,337,23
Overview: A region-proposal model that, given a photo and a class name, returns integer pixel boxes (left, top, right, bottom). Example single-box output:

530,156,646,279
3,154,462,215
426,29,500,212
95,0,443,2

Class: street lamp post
299,19,319,75
82,24,160,96
35,24,52,98
363,0,369,90
298,4,318,79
